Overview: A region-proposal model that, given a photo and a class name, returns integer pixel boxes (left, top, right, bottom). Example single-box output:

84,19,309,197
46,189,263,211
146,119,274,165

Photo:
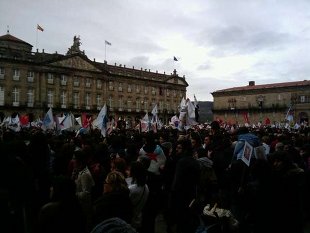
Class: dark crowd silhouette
1,121,310,233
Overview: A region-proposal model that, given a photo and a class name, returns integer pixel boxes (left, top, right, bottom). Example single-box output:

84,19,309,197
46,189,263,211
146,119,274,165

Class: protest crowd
1,105,310,233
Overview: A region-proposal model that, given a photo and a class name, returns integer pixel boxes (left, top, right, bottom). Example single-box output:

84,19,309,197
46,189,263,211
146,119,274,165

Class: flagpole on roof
104,40,111,61
36,25,38,50
36,24,44,51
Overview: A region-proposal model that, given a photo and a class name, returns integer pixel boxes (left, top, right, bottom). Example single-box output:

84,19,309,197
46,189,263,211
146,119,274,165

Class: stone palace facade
0,32,188,125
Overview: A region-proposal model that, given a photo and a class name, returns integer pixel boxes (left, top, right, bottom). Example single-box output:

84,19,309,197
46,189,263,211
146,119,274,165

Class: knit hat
90,217,137,233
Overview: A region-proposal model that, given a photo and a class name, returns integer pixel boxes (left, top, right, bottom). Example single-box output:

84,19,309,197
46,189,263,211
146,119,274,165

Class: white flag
140,113,150,132
93,104,108,137
8,114,21,132
151,104,158,116
179,97,186,112
42,108,54,130
187,99,196,119
60,113,74,130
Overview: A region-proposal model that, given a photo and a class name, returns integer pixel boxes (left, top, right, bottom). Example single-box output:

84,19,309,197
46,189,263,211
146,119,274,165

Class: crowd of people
1,121,310,233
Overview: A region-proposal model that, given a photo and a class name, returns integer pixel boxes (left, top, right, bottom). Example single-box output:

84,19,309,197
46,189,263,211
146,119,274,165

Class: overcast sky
1,0,310,101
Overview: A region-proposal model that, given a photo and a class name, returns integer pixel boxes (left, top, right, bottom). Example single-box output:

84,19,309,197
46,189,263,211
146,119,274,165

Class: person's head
204,135,212,146
210,121,220,134
195,147,207,159
275,142,284,152
129,161,147,186
161,142,173,157
111,157,128,177
142,132,157,153
159,133,168,145
300,144,310,156
175,142,183,155
190,132,202,149
269,151,292,171
143,132,156,146
176,138,192,157
74,149,88,169
50,175,76,202
104,171,128,194
137,155,151,170
90,217,137,233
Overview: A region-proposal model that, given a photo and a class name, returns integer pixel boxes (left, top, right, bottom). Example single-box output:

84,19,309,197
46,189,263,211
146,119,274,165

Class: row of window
0,87,178,111
226,94,309,109
0,68,183,97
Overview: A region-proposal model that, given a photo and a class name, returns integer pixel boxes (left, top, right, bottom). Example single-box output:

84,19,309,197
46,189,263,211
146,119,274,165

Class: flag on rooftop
105,40,111,46
37,24,44,32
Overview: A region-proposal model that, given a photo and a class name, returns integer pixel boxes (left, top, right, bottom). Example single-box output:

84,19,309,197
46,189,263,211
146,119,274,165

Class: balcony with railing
27,76,34,82
12,101,19,107
13,75,20,81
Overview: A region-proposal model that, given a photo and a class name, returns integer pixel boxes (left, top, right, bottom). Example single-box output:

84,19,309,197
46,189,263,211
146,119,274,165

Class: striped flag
37,24,44,32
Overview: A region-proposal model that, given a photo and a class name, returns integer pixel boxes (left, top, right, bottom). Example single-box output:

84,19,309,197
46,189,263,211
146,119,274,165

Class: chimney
249,81,255,86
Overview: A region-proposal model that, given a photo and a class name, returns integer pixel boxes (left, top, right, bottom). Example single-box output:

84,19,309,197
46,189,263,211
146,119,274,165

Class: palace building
0,32,188,125
212,80,310,125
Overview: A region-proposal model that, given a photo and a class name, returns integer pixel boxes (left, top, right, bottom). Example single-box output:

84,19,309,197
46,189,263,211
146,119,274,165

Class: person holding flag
194,95,200,123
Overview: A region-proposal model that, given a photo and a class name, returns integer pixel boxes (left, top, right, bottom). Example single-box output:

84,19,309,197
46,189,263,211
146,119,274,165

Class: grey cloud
198,26,294,56
127,56,150,69
197,63,212,70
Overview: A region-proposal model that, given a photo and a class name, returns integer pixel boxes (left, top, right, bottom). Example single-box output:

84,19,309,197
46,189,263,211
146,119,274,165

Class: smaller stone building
211,80,310,124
